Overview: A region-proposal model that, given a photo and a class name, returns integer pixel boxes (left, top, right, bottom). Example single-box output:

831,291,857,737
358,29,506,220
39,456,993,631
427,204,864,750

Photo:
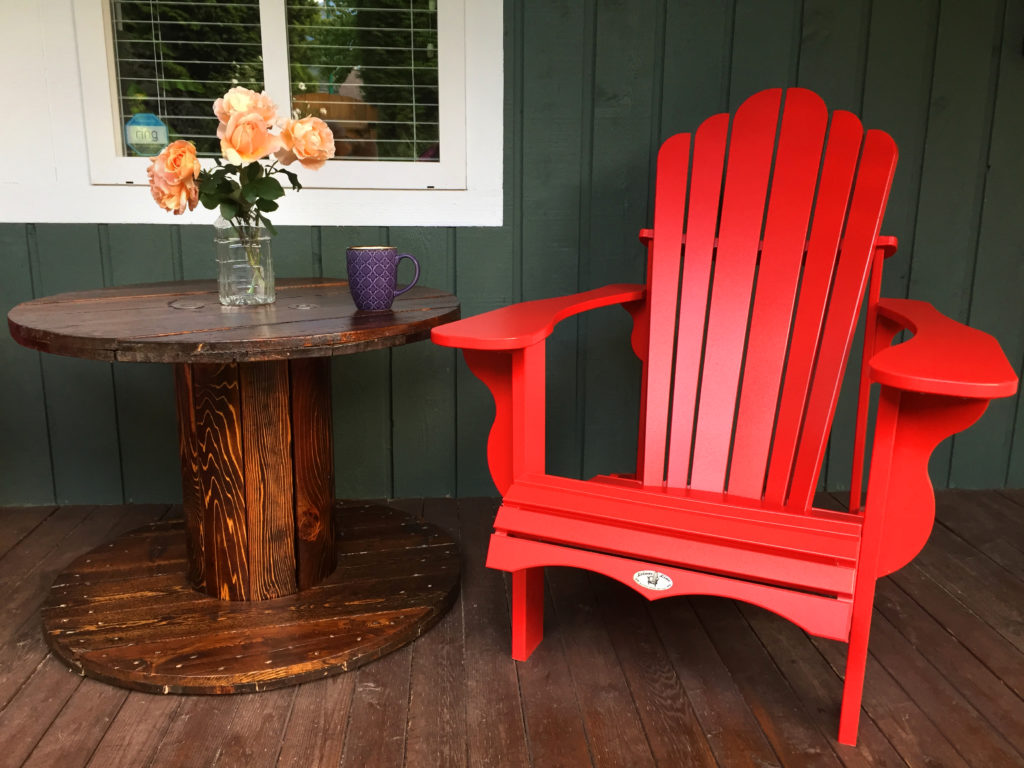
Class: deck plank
20,678,129,768
145,694,243,766
0,507,56,562
867,608,1020,765
404,499,468,768
890,562,1024,698
211,687,298,768
546,566,657,768
810,631,970,766
514,575,594,768
84,694,182,768
738,602,904,767
692,597,846,767
275,675,355,768
596,579,718,767
458,498,531,768
875,578,1024,757
914,522,1024,653
649,597,782,766
338,645,413,768
936,490,1024,576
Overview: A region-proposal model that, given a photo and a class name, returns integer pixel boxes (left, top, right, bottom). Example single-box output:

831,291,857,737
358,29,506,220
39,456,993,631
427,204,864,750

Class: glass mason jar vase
214,216,275,306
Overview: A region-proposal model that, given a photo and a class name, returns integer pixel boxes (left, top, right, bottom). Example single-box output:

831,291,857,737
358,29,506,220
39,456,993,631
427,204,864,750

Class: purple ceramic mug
346,246,421,311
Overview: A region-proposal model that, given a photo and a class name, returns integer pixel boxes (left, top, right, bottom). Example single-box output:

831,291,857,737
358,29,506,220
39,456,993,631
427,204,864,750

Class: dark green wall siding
2,0,1021,505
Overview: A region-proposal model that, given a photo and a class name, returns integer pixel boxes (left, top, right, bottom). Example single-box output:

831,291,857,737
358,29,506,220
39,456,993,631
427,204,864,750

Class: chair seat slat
501,473,861,565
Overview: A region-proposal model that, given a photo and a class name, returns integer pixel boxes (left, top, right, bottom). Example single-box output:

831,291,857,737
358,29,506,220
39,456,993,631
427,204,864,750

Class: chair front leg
840,384,991,744
511,566,545,661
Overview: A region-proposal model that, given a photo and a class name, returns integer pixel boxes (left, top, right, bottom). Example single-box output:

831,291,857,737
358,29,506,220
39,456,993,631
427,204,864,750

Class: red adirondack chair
431,88,1018,745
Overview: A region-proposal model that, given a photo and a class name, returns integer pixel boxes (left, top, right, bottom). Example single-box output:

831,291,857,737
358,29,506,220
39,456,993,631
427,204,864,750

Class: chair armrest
869,298,1018,399
431,284,645,351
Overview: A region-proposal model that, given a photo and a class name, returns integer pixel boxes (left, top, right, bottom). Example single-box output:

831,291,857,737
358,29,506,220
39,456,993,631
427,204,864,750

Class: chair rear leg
838,581,876,745
511,567,544,661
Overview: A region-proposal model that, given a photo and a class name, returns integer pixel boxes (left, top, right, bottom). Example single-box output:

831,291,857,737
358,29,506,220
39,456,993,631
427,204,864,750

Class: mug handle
393,253,420,297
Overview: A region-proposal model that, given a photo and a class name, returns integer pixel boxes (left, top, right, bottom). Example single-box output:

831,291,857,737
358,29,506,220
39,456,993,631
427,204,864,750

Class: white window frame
0,0,502,226
76,0,468,191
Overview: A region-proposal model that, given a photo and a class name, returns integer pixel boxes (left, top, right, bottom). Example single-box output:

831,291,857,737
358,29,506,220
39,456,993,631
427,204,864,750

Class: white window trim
0,0,501,226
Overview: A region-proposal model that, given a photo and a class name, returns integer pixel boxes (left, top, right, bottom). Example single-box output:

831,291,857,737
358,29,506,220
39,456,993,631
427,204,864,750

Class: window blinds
110,0,440,162
111,0,265,156
286,1,440,161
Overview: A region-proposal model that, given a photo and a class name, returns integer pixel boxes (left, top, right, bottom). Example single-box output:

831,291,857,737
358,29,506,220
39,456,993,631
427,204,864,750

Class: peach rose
147,140,200,215
213,87,277,136
220,110,282,165
275,117,335,170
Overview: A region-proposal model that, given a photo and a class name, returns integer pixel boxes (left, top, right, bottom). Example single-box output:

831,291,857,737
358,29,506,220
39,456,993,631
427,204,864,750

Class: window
63,0,501,225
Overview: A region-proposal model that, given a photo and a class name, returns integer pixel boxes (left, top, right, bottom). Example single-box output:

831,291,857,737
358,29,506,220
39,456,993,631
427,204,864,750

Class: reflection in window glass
287,1,440,162
110,0,264,156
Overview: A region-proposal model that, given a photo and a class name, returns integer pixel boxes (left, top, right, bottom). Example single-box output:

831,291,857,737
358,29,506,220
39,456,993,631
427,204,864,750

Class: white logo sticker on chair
632,570,673,591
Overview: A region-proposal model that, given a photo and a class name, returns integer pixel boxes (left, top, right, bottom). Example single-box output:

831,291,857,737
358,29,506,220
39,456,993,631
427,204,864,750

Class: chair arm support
869,298,1018,399
866,389,992,577
433,284,648,494
430,284,645,351
862,304,1017,577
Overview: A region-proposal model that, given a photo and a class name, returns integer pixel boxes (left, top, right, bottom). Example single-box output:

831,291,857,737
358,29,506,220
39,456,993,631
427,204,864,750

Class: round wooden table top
8,278,460,364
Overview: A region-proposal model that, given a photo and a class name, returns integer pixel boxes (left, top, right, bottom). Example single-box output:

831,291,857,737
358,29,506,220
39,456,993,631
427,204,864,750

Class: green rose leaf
244,176,286,202
197,176,218,195
241,162,263,184
220,200,239,221
256,198,279,212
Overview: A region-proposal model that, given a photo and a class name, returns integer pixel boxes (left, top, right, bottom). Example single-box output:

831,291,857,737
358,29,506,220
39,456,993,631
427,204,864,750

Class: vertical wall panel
579,0,659,480
1009,389,1024,487
34,225,123,503
729,0,802,106
520,0,589,479
179,223,215,280
322,226,394,499
659,0,732,140
906,0,1004,487
0,225,54,504
950,0,1024,488
108,225,182,502
391,227,457,497
451,0,521,497
269,226,318,277
860,0,940,300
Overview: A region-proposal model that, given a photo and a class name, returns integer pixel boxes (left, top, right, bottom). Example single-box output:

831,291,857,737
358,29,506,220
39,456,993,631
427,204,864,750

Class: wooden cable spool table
7,278,461,693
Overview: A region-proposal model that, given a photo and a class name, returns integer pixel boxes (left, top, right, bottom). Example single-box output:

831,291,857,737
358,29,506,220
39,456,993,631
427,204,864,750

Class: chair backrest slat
640,132,690,485
728,89,828,498
664,113,729,487
639,88,897,510
688,89,781,492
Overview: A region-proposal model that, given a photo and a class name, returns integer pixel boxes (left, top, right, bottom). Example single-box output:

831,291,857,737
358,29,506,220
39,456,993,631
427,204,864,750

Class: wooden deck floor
0,491,1022,767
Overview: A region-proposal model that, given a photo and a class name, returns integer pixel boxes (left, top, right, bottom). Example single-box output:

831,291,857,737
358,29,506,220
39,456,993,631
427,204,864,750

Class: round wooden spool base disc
42,504,460,694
